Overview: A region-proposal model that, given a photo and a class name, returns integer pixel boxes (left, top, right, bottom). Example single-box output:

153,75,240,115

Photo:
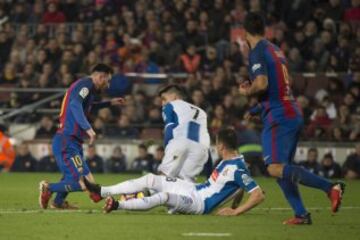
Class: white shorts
151,175,204,214
158,139,209,182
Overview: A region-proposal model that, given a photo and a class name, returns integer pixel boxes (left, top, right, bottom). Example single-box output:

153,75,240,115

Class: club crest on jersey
241,174,253,186
211,169,219,181
252,63,261,72
79,87,89,99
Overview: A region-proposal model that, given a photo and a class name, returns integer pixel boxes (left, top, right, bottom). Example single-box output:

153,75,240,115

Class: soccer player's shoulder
69,77,93,99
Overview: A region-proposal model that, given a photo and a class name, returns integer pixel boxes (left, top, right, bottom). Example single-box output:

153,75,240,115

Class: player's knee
144,173,156,187
267,164,284,177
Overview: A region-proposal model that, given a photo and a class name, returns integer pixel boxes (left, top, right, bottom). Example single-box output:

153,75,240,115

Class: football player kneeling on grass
83,128,265,216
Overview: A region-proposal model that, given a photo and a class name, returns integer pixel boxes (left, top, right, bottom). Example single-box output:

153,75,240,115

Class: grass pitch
0,173,359,240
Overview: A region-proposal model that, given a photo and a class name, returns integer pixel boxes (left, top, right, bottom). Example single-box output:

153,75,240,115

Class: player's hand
86,128,96,145
239,82,250,96
216,207,239,216
110,97,126,106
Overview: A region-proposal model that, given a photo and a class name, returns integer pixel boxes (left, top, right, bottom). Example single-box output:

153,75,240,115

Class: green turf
0,173,359,240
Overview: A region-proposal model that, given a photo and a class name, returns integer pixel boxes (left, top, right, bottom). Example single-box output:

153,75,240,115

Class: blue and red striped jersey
57,77,95,142
248,39,302,123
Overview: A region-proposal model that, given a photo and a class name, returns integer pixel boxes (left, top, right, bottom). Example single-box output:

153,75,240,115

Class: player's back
56,77,95,142
169,99,210,148
249,39,302,122
195,156,258,213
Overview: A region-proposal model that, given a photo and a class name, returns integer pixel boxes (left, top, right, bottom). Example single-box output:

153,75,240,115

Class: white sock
118,192,168,210
101,174,157,197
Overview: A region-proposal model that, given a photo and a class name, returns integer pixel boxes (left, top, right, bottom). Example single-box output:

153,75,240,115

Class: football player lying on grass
83,128,265,216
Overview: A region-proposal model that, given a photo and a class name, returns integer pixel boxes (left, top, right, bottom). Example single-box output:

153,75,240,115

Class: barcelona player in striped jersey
39,64,124,209
239,13,345,224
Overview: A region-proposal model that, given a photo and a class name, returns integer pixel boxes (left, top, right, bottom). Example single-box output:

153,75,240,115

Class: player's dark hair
138,144,147,150
217,127,238,151
91,63,113,75
308,148,318,154
158,84,186,98
244,12,265,36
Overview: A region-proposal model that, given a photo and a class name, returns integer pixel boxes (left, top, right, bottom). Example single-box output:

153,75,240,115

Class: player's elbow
251,188,265,204
254,76,268,92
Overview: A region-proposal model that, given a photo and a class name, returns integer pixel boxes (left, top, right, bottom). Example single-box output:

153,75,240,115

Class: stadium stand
0,0,359,176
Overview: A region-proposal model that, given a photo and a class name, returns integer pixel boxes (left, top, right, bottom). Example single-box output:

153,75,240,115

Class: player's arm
217,171,265,216
240,49,268,97
91,98,125,111
240,75,268,97
162,103,178,146
69,86,96,143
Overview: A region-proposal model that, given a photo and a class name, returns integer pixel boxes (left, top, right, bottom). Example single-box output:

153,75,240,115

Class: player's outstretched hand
216,207,239,216
110,97,126,106
86,128,96,145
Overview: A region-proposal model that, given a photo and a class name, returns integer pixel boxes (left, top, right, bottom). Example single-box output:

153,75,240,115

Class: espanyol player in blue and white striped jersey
84,128,265,216
157,85,211,182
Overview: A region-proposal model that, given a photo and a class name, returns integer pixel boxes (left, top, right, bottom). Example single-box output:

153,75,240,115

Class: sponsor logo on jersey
79,87,89,99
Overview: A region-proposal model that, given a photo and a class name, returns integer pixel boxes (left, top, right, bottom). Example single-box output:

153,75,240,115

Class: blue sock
54,192,68,206
277,178,307,216
49,181,82,193
283,165,333,193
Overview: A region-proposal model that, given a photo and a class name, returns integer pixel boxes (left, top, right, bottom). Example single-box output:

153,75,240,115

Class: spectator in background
319,153,342,179
151,146,164,174
93,117,105,139
0,126,15,172
200,46,219,73
35,115,57,139
157,30,182,70
37,144,57,172
41,2,66,24
306,106,332,139
86,145,104,173
191,88,212,113
296,95,312,125
298,148,321,175
180,44,201,73
343,143,360,179
146,107,162,126
210,104,227,136
131,144,153,173
331,126,345,142
106,114,139,139
107,146,127,173
0,63,18,84
11,143,37,172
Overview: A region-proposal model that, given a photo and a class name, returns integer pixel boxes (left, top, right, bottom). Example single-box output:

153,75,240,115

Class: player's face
160,92,177,106
96,72,111,90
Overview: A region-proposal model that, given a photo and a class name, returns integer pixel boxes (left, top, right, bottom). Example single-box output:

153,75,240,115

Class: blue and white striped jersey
196,156,259,214
162,99,210,148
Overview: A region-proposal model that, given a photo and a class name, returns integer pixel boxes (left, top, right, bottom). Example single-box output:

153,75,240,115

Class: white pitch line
182,233,232,237
0,206,359,214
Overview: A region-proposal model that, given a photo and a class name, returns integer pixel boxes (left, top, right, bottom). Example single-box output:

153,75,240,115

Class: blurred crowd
6,141,360,179
8,142,165,174
0,0,359,143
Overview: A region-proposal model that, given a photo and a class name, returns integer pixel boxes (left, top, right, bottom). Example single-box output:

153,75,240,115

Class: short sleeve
249,47,267,78
162,103,177,126
234,170,259,193
74,79,93,103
